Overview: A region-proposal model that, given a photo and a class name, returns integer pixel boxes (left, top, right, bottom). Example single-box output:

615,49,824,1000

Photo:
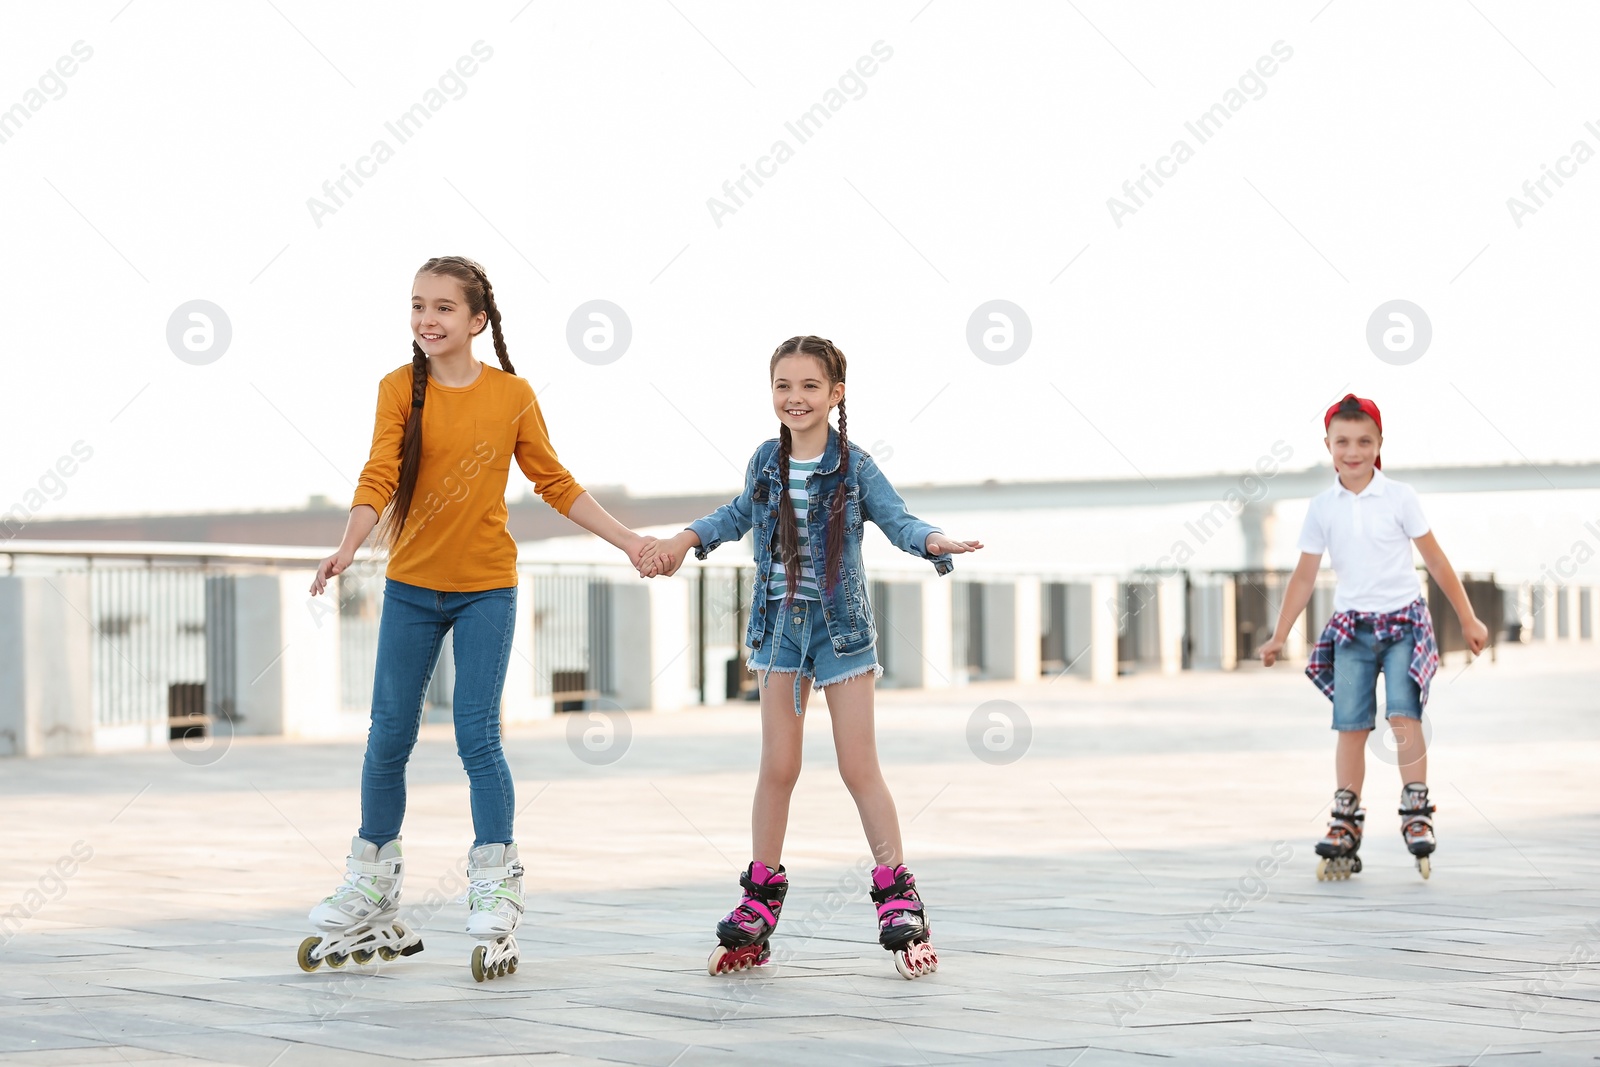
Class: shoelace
467,877,523,912
324,867,387,908
467,879,499,910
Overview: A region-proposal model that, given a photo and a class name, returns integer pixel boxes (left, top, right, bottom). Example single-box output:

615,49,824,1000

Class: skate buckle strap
738,871,786,902
875,897,923,918
870,872,923,918
349,856,400,877
466,863,521,882
734,897,778,928
1398,803,1436,816
869,870,916,904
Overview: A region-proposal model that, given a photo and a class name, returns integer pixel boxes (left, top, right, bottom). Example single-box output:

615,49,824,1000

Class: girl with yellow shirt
298,256,662,981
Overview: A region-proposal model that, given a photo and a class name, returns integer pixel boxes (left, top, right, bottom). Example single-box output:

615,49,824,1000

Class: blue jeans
359,579,517,849
1330,620,1423,732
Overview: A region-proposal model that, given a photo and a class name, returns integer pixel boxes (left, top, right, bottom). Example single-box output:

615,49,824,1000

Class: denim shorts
750,597,882,716
1330,621,1423,732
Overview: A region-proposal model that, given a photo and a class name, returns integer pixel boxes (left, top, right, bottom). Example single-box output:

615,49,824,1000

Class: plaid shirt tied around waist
1305,596,1440,708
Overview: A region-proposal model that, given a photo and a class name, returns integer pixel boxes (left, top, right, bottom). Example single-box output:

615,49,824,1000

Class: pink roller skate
870,864,938,979
708,862,788,975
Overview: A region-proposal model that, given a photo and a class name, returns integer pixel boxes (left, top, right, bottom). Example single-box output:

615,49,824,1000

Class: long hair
376,256,515,552
768,335,850,600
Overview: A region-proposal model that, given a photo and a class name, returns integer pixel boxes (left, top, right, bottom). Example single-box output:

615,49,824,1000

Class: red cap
1323,393,1383,469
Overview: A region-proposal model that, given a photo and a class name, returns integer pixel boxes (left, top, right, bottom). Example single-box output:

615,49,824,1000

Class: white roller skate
298,836,424,971
465,842,523,982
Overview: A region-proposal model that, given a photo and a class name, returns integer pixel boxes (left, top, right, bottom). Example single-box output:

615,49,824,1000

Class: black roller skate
1399,782,1437,880
708,862,787,975
870,864,937,979
1315,788,1365,882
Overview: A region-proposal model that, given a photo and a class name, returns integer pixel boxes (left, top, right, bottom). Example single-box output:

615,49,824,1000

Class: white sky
3,2,1598,552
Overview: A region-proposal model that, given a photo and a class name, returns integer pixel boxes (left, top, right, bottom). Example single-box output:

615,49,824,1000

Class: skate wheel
894,941,939,980
325,951,347,968
507,958,518,975
378,946,399,962
471,944,488,983
707,944,730,976
351,949,374,965
1316,856,1359,882
296,936,322,973
1418,855,1431,880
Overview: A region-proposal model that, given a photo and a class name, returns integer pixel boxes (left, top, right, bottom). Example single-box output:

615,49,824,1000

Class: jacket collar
773,426,846,476
819,425,844,475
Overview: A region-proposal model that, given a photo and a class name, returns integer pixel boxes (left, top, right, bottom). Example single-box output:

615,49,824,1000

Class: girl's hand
639,532,688,578
627,534,655,575
1462,616,1489,655
659,533,690,578
926,533,983,556
631,535,677,579
310,547,355,596
1258,636,1285,667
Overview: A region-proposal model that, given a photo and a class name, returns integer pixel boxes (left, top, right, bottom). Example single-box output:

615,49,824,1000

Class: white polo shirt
1297,469,1430,612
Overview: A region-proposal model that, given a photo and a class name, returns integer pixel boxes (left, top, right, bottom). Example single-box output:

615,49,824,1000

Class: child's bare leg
1389,716,1427,783
1336,729,1369,797
751,672,809,869
822,673,903,867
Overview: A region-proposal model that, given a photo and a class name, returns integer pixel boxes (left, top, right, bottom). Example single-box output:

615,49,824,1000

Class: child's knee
836,758,883,797
760,754,802,791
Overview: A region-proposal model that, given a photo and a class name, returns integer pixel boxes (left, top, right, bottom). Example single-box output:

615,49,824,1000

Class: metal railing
86,564,212,739
0,540,1557,755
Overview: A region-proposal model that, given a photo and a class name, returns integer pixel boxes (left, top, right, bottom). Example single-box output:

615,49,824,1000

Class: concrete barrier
0,575,94,757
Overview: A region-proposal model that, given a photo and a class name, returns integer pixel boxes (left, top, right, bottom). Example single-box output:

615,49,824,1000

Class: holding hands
625,530,695,579
639,530,697,578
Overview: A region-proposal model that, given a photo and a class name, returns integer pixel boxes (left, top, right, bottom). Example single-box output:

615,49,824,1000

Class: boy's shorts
1330,621,1423,731
749,597,882,716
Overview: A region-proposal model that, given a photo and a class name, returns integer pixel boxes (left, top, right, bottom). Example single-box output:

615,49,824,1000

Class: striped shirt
766,455,822,601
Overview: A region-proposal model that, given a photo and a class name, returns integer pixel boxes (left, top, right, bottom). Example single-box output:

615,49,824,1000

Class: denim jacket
688,426,954,656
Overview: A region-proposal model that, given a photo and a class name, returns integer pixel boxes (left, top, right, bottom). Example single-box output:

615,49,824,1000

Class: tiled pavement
2,643,1597,1065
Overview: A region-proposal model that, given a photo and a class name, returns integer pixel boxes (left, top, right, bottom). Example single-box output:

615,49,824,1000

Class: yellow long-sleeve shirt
351,362,586,591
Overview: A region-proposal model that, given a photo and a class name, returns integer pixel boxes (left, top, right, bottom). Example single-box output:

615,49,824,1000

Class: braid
825,392,848,594
375,342,428,552
776,425,800,603
470,264,515,375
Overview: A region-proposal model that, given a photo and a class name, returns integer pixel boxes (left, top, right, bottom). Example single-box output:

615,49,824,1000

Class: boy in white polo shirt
1260,394,1488,880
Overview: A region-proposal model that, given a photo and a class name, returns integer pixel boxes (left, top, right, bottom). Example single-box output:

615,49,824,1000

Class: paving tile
3,644,1597,1065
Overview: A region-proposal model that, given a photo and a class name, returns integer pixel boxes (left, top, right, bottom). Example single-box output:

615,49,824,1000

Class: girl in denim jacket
645,335,981,978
